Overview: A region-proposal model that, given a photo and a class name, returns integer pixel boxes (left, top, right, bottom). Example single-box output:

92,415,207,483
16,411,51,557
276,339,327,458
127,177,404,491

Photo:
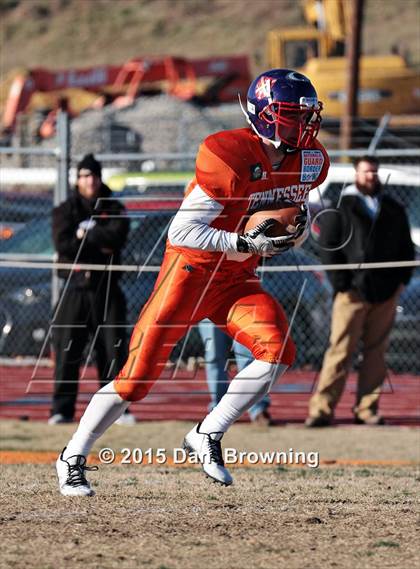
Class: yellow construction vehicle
267,0,420,118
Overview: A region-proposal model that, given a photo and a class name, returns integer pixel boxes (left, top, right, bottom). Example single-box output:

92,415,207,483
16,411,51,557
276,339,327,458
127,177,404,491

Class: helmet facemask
259,100,323,149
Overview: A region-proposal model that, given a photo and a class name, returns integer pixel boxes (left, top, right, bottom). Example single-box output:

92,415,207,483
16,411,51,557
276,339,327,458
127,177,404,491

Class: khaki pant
309,289,399,420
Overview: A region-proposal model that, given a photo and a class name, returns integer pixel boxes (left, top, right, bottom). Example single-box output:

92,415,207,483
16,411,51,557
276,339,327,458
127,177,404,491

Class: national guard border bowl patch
300,150,324,183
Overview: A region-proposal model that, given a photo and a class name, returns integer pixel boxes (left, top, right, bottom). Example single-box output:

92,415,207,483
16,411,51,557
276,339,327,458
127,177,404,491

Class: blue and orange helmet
241,68,323,150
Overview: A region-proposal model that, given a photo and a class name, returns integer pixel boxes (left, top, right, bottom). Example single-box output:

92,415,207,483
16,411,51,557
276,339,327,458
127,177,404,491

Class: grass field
1,420,419,569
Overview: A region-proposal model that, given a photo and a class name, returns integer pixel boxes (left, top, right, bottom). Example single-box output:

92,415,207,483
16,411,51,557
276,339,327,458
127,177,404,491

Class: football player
56,69,330,495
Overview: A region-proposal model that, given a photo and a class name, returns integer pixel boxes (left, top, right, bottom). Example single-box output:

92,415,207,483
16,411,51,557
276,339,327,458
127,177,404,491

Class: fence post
55,110,70,206
52,111,71,310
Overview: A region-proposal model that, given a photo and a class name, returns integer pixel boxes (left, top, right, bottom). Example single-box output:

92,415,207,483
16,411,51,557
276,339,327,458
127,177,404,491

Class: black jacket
52,183,130,288
318,189,414,303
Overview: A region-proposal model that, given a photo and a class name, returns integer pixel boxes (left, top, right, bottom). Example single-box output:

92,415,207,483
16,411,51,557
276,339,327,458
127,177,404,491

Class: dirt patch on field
1,420,419,462
0,420,419,568
0,465,419,569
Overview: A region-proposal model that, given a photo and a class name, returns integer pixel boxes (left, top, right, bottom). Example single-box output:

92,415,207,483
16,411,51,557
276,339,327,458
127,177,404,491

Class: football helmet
240,69,323,150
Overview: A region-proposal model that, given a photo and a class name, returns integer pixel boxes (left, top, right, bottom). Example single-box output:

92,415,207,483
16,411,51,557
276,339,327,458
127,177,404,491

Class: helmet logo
247,101,256,115
255,76,277,100
286,71,309,82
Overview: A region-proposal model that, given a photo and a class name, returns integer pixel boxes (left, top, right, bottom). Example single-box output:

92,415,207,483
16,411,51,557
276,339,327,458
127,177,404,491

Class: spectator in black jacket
49,154,134,425
306,156,414,427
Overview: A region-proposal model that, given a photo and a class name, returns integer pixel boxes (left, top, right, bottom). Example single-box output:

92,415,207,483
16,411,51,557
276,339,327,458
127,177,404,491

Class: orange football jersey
167,127,329,272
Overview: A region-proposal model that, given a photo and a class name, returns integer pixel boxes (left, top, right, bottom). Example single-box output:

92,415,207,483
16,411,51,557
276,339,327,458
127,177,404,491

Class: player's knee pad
252,336,296,367
113,377,154,402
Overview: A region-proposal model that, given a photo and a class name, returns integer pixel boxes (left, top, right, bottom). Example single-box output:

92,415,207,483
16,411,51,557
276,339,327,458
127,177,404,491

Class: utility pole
340,0,364,151
52,111,71,310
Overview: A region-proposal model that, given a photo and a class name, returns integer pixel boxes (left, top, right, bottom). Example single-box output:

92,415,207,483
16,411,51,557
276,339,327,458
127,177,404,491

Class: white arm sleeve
168,185,239,253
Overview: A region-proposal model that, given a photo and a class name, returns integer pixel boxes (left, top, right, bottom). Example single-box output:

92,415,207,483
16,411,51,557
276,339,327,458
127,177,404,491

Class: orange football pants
114,251,296,401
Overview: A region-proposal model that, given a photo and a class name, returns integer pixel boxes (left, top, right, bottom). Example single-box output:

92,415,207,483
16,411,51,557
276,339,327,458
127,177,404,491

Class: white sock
200,360,288,434
63,381,130,460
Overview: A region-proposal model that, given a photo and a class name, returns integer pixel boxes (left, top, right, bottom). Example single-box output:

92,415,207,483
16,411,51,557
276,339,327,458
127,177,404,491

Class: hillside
1,0,419,76
1,0,419,150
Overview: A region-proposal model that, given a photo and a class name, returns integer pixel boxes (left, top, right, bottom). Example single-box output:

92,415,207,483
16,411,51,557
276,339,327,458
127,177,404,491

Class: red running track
0,365,419,425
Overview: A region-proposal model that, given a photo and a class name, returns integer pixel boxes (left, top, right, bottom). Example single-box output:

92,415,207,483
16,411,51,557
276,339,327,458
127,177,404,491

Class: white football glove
292,204,310,249
237,205,309,257
237,219,295,257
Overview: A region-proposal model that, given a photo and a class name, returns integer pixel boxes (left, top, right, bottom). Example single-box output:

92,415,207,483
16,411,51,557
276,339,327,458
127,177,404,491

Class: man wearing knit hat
49,154,135,425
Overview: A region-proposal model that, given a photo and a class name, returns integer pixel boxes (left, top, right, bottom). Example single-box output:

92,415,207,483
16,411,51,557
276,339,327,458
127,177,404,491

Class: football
244,201,301,237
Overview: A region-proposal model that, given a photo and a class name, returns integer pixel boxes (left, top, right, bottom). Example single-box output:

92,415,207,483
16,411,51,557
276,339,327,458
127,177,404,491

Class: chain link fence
1,113,419,374
4,96,420,168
